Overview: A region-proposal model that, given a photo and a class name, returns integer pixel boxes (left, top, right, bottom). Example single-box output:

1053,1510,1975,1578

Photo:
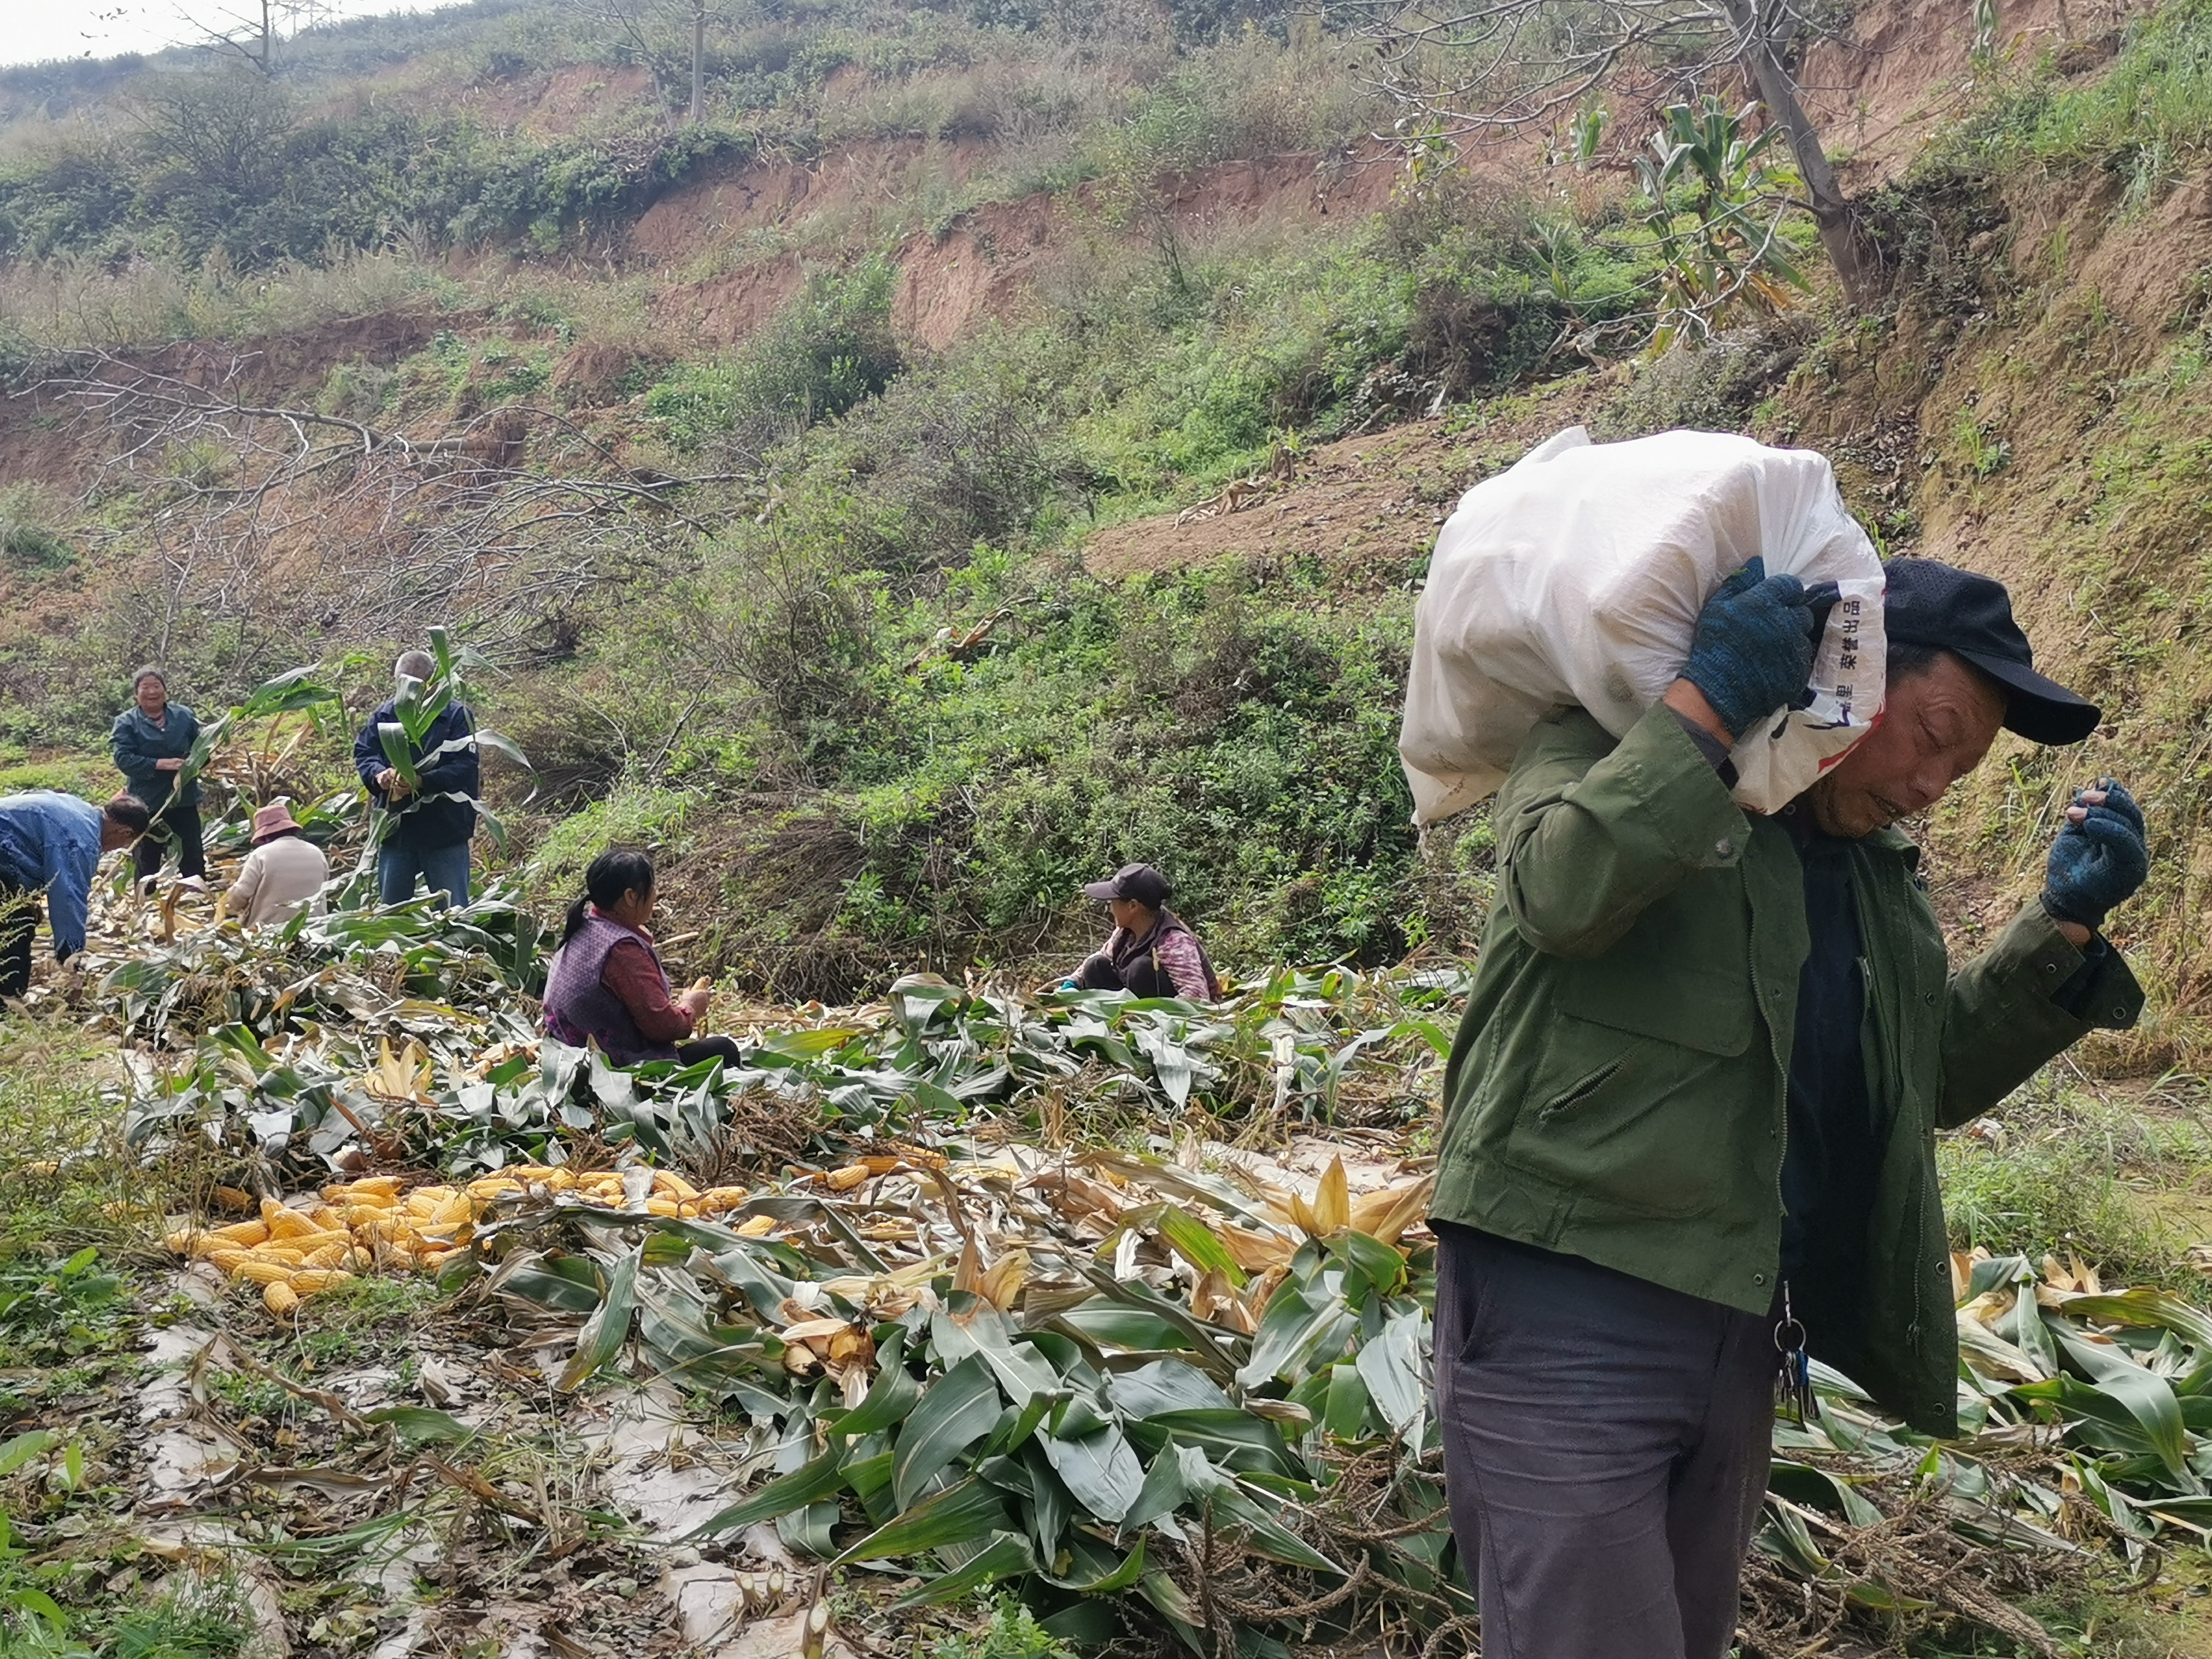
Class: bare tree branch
25,351,755,667
1345,0,1873,298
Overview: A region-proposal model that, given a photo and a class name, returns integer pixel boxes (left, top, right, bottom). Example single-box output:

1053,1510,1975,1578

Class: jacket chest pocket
1504,959,1759,1221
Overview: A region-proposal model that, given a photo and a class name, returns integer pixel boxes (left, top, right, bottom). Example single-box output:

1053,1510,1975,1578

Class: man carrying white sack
1428,556,2149,1658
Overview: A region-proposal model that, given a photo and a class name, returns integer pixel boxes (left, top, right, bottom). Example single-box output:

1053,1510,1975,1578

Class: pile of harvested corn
164,1166,756,1316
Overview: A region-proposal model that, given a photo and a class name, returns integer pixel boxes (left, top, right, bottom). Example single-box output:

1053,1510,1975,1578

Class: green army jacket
1430,704,2143,1436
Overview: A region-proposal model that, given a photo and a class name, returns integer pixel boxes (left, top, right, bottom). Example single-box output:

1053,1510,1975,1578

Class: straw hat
249,802,302,846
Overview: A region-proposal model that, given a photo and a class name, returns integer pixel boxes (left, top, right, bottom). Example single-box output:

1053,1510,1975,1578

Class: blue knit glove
2041,779,2147,932
1679,557,1841,740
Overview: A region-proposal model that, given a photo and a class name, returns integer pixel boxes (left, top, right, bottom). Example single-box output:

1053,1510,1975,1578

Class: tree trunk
690,2,705,125
1720,0,1872,300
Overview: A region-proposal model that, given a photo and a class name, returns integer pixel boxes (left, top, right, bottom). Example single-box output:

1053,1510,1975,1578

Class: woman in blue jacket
109,667,205,889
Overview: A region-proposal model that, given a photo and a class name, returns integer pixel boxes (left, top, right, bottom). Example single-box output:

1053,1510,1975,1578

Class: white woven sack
1399,426,1885,824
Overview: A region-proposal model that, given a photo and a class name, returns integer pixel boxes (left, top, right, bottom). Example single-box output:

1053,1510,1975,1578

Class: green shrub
526,779,703,900
929,1599,1075,1659
0,486,72,570
645,258,902,457
1925,0,2212,198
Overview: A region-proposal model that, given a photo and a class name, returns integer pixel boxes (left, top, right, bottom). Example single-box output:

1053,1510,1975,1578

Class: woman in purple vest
541,848,743,1069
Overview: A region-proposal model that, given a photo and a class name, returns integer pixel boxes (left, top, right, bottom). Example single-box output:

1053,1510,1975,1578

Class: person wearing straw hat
217,802,329,930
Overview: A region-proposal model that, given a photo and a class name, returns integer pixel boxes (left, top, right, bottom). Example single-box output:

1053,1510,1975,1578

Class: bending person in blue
353,649,481,908
0,793,152,997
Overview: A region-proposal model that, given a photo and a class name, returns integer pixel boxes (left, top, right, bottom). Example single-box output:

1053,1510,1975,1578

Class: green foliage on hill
0,71,750,266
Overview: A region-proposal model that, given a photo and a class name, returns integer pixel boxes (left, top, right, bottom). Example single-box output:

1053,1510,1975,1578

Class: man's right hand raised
1668,556,1837,744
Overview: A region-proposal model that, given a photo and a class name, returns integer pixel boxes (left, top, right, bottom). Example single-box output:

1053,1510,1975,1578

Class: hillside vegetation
0,0,2206,1023
13,0,2212,1655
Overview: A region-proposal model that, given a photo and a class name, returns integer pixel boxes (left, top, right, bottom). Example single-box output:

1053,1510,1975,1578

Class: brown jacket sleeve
601,938,695,1043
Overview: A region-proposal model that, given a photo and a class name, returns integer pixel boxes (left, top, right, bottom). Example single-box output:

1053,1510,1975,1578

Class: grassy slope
12,9,2212,1657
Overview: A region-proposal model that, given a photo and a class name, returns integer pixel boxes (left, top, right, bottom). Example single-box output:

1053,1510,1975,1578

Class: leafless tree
567,0,724,126
1347,0,1872,298
186,0,334,77
28,352,751,669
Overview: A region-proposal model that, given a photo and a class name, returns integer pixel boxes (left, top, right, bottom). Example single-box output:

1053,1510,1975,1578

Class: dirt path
1080,376,1615,581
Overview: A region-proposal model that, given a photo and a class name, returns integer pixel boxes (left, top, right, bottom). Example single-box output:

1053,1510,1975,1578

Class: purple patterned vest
541,911,677,1065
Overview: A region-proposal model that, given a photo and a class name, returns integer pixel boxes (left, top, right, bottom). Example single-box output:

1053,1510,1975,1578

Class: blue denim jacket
0,792,105,958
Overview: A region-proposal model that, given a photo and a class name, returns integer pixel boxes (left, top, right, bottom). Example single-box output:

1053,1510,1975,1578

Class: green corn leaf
1238,1279,1357,1389
932,1299,1063,1405
1138,1569,1203,1648
891,1531,1036,1607
688,1443,850,1538
892,1353,1003,1509
2048,1326,2195,1486
1044,1532,1147,1594
1122,1409,1294,1477
1038,1423,1146,1524
1147,1204,1246,1286
833,1334,923,1438
376,723,423,789
556,1248,639,1391
362,1406,477,1447
1120,1444,1189,1532
473,729,531,769
1356,1308,1425,1433
837,1475,1011,1564
2061,1289,2212,1351
0,1430,56,1478
9,1588,66,1633
1323,1364,1369,1440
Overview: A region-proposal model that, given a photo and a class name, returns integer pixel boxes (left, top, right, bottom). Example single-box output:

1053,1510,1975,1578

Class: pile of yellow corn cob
165,1166,754,1318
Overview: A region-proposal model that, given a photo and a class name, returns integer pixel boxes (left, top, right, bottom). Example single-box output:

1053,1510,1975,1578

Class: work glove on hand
2041,778,2148,933
1678,556,1840,741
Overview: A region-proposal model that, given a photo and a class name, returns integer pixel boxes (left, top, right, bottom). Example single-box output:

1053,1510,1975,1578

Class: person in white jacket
219,803,329,929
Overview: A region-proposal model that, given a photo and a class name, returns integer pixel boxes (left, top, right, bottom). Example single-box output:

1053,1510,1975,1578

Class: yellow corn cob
211,1219,271,1246
263,1281,300,1318
265,1207,319,1241
208,1246,251,1274
289,1269,356,1294
235,1258,293,1286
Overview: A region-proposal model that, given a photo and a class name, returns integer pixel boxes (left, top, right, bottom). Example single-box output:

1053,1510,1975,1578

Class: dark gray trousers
1433,1224,1775,1659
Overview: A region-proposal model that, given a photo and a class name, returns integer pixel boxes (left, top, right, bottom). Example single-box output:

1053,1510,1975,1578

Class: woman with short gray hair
109,666,205,890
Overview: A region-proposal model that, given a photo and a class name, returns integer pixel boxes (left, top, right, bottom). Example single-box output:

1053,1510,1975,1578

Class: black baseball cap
1883,558,2100,744
1083,863,1171,906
